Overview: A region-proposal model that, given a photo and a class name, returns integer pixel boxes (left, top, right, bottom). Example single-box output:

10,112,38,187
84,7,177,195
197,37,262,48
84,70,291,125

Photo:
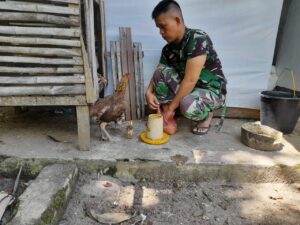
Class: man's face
155,13,181,44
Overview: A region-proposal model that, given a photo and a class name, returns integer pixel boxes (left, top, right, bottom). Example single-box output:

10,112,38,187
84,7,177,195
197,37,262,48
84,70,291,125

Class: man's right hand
145,92,160,110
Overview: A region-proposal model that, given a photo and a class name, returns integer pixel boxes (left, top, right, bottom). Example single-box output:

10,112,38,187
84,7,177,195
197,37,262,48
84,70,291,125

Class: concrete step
8,163,78,225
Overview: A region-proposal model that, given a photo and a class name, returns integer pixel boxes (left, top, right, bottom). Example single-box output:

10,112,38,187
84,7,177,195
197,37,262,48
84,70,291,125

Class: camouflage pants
152,65,225,121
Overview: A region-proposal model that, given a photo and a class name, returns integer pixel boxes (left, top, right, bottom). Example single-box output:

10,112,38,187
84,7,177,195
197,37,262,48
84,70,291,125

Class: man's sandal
192,124,211,136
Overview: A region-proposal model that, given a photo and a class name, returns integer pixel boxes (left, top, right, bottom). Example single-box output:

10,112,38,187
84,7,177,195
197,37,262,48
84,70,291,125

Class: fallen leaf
170,154,188,166
269,196,283,200
47,135,72,143
103,182,112,188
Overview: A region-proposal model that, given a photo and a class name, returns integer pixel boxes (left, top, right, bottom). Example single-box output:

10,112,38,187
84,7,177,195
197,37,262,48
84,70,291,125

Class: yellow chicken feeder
140,114,169,145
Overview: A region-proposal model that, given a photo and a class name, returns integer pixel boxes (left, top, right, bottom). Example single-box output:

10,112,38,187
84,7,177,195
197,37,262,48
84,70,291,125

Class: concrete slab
8,163,78,225
0,108,299,167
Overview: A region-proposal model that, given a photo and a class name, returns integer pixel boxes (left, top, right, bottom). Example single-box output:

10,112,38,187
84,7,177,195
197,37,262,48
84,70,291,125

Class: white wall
276,0,300,91
104,0,283,109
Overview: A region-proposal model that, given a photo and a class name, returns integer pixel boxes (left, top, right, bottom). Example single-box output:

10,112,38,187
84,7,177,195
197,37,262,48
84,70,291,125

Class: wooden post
76,106,90,151
84,0,99,98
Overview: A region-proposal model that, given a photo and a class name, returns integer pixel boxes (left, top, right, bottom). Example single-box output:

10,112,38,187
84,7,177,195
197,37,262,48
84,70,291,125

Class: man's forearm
146,79,154,95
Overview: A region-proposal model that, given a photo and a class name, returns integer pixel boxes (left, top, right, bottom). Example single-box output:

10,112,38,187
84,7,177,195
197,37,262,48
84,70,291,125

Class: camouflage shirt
159,28,227,95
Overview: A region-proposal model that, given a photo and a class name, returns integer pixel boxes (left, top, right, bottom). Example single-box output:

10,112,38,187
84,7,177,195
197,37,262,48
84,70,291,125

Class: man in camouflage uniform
146,0,227,135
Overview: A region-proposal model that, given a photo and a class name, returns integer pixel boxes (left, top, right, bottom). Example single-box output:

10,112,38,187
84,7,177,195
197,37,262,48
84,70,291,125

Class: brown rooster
89,73,131,141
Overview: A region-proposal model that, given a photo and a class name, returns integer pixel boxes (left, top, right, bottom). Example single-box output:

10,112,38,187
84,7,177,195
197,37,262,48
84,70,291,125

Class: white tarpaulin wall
104,0,283,109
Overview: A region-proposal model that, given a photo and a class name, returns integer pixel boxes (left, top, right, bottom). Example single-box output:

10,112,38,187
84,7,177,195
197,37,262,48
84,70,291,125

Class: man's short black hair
152,0,182,20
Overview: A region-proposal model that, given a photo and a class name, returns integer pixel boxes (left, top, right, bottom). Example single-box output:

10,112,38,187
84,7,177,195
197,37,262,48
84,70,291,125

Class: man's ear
174,16,182,25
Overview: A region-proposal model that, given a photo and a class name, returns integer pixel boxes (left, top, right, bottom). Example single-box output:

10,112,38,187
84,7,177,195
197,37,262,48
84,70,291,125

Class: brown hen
89,73,130,141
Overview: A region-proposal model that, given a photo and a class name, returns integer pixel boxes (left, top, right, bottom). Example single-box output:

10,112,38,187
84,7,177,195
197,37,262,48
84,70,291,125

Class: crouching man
146,0,227,136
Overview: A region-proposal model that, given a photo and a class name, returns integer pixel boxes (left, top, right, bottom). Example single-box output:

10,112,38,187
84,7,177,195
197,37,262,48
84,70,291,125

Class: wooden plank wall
110,29,145,120
0,0,95,103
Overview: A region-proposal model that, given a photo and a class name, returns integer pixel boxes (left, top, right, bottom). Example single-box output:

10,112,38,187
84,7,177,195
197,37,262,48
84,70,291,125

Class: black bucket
260,91,300,134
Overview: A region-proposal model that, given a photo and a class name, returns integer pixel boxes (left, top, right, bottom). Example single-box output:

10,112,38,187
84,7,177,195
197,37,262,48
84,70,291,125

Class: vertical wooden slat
83,0,91,56
99,0,107,80
90,0,99,97
116,41,122,82
138,42,145,118
133,42,141,119
110,41,117,90
125,27,137,120
119,27,131,120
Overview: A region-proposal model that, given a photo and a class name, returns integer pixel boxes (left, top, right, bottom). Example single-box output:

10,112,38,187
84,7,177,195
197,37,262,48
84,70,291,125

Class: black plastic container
260,91,300,134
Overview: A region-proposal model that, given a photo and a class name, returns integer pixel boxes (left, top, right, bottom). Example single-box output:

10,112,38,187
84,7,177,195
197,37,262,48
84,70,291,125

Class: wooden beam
0,75,85,84
0,56,83,65
0,85,85,96
0,66,83,74
0,36,81,47
50,0,80,4
0,95,86,106
7,0,80,4
0,12,80,26
8,22,56,27
0,46,81,57
214,107,260,119
0,26,81,37
0,2,80,15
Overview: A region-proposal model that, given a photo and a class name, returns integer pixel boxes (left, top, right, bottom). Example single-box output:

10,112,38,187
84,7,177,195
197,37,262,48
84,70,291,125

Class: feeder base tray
139,130,169,145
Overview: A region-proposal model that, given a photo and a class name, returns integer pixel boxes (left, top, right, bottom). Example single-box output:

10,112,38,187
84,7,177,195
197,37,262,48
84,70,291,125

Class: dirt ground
59,172,300,225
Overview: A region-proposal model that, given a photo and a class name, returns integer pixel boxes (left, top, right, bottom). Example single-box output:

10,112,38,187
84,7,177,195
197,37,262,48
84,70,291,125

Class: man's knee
179,95,208,121
152,67,164,83
179,95,196,116
153,65,178,83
